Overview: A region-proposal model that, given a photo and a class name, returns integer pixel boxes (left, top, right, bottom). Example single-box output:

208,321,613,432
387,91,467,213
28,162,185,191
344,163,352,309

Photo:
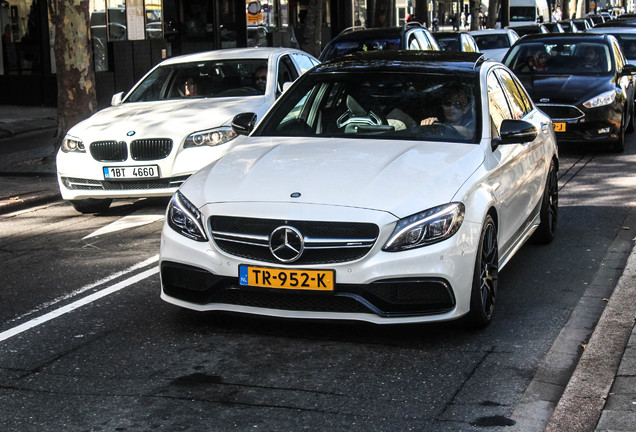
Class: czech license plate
553,122,566,132
239,265,334,291
103,165,159,180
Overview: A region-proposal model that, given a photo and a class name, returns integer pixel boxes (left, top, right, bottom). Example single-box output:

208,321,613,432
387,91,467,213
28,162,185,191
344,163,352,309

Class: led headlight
184,127,237,148
383,203,465,252
583,90,616,108
61,135,85,153
167,192,208,242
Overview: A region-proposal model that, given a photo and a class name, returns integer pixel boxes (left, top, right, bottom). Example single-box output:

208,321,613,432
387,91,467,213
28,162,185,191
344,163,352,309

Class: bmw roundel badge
127,131,136,136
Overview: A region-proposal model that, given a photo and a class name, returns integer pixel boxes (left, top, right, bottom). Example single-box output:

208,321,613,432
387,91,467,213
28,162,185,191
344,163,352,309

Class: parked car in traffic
160,51,559,328
558,19,582,32
507,23,549,37
585,26,636,63
433,31,479,52
542,22,565,33
503,33,636,152
571,18,593,31
56,48,319,213
587,14,607,26
318,22,439,61
470,28,520,61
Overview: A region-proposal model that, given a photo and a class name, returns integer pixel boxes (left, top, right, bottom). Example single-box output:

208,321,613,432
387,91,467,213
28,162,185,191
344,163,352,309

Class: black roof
331,27,405,41
513,33,612,43
314,50,485,75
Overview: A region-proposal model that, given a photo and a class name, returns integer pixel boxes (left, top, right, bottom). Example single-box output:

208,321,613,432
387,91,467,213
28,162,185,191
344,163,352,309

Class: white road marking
0,261,159,343
7,255,160,324
83,214,164,239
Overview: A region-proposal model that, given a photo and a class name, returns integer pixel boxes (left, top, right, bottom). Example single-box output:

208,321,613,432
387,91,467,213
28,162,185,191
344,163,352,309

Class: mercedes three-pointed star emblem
269,225,304,263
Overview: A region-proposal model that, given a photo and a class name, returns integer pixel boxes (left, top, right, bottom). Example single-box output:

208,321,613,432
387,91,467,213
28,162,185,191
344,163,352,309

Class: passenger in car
252,66,267,94
184,77,199,97
581,46,600,69
420,84,475,138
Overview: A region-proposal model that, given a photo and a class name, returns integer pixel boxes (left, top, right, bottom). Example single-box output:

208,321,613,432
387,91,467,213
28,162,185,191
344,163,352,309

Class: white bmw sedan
56,48,319,213
160,51,559,328
469,29,520,62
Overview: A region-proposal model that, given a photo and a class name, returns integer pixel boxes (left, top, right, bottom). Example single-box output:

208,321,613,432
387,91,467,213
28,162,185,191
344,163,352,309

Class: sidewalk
0,105,60,214
0,105,635,431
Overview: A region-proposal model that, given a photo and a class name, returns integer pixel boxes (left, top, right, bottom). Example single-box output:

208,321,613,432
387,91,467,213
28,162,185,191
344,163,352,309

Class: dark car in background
558,20,582,32
508,24,549,38
572,18,593,31
319,22,439,61
433,31,479,52
542,22,565,33
586,26,636,62
503,33,636,152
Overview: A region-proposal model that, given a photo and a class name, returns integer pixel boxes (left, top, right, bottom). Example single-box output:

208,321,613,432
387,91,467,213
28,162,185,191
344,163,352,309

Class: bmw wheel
465,215,498,328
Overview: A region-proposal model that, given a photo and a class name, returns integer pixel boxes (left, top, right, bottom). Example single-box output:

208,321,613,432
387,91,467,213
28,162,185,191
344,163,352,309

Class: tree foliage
48,0,97,152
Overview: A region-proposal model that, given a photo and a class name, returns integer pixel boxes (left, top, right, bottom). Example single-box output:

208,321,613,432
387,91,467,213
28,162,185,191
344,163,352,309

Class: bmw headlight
382,203,465,252
167,192,208,242
61,135,85,153
583,90,616,109
184,127,237,148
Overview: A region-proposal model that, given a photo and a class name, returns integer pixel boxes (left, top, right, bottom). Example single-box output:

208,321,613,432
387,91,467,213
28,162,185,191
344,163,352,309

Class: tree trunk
48,0,97,154
302,0,323,58
470,0,480,30
487,0,501,28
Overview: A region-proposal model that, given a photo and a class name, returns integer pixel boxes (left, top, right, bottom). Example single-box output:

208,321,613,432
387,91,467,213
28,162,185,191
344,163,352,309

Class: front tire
465,215,498,328
70,198,112,214
531,160,558,244
612,113,626,153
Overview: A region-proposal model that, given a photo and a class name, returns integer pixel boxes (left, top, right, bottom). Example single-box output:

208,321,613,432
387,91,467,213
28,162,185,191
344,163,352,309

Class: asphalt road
0,139,635,431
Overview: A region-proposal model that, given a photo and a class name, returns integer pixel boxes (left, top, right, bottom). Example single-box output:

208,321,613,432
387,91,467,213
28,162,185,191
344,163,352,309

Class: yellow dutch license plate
553,122,566,132
239,265,334,291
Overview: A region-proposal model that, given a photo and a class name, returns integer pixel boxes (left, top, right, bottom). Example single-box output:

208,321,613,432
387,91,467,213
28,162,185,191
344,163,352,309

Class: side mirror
492,119,538,150
622,63,636,75
231,112,257,136
111,92,124,106
282,81,294,93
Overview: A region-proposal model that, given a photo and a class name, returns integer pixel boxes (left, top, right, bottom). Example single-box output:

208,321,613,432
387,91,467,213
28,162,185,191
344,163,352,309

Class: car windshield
472,33,511,49
323,37,401,59
510,7,535,21
125,59,268,102
436,37,460,51
610,34,636,59
505,41,613,75
256,72,480,143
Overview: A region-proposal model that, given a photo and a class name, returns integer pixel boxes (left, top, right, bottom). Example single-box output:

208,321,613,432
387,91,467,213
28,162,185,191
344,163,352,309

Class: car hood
68,97,268,138
517,74,613,105
181,137,485,218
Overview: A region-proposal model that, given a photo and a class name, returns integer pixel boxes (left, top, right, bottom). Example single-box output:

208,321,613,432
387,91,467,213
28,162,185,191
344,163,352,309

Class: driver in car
420,84,475,138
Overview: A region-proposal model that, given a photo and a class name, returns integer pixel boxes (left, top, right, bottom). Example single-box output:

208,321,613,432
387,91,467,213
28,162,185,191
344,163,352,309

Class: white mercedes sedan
56,48,319,213
160,51,559,328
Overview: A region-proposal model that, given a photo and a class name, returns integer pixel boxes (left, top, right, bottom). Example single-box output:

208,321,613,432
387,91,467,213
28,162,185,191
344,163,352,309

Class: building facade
1,0,602,107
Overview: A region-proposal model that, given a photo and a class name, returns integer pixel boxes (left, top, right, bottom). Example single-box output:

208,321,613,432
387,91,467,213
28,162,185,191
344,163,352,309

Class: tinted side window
413,31,432,50
407,32,422,50
487,72,512,136
612,40,625,70
495,69,532,119
290,53,317,74
278,56,299,92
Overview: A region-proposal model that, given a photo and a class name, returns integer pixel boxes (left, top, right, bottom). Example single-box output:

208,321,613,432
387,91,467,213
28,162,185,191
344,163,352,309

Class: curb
0,190,61,215
546,240,636,431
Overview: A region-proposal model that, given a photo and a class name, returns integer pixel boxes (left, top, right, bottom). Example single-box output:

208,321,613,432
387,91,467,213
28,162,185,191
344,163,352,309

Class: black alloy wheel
613,110,627,153
532,160,558,244
465,215,498,328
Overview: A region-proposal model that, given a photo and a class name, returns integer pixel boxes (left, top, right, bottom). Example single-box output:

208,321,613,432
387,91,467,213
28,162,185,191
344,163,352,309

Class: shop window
1,0,44,75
